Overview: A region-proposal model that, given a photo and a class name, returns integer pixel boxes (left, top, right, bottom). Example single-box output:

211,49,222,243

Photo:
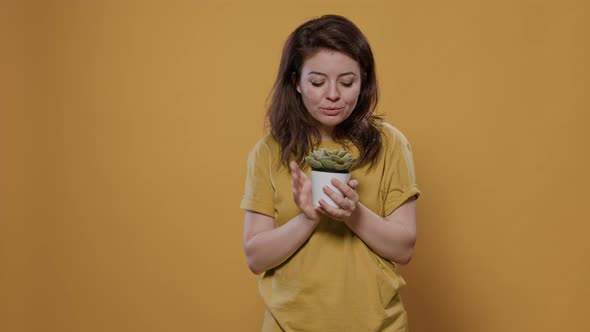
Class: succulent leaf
319,157,333,162
305,156,323,169
330,155,344,163
305,149,353,171
333,163,347,170
320,159,337,169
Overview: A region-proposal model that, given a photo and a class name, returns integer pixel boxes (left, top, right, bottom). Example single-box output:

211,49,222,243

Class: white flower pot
310,170,351,208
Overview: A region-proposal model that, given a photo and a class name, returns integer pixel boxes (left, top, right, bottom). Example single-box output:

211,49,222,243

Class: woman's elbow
247,265,263,275
246,257,265,275
390,239,416,265
244,242,265,275
394,247,414,265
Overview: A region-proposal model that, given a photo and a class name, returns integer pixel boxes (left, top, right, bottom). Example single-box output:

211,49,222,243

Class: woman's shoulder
247,133,281,156
375,120,412,149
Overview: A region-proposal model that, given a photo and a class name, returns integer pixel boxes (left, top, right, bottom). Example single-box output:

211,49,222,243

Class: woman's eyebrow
308,71,358,77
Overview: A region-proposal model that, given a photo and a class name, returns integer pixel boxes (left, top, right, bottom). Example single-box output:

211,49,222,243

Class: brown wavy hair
266,15,383,170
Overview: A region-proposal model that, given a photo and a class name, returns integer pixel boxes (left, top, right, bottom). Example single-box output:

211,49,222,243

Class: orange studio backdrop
1,1,589,331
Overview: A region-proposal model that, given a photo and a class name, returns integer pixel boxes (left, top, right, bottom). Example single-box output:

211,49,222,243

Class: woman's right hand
290,161,321,222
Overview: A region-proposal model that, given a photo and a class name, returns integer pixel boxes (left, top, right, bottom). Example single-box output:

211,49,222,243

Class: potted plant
305,148,354,208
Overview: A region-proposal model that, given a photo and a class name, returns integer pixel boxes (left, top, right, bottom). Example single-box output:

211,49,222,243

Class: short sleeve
382,129,421,216
240,139,275,218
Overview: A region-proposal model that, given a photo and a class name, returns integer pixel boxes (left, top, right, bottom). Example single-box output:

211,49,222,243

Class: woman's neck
319,125,334,141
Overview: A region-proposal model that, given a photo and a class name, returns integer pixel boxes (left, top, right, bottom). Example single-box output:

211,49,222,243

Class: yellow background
2,0,589,331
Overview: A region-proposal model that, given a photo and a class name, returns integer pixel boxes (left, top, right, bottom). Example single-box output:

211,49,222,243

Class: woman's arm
319,180,417,265
344,197,417,264
243,211,319,275
242,161,322,275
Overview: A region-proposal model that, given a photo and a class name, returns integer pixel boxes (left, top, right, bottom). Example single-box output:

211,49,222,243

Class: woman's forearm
244,213,319,274
345,202,416,264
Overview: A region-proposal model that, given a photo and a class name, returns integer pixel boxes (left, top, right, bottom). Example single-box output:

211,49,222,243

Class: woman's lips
321,107,343,116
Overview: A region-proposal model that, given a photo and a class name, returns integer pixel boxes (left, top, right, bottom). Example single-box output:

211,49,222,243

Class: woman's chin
316,115,345,127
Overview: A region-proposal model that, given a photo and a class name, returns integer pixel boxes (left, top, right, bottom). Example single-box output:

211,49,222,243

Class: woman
240,15,421,332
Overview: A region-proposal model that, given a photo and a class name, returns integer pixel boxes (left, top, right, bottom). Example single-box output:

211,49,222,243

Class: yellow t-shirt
240,122,421,332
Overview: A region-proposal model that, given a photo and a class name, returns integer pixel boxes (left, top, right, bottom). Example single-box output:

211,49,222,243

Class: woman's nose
326,83,340,101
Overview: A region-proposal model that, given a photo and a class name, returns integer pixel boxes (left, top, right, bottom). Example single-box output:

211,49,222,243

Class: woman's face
297,49,362,139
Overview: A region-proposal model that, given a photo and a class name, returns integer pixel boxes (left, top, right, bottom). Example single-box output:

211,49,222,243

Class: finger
331,178,359,201
290,162,302,197
315,205,326,215
318,199,345,220
290,161,298,178
302,176,312,194
297,169,308,189
348,179,359,191
322,185,351,210
291,161,307,189
300,180,313,204
290,161,299,182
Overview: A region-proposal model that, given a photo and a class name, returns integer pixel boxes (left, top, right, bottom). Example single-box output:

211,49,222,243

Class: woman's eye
341,82,353,87
311,81,324,87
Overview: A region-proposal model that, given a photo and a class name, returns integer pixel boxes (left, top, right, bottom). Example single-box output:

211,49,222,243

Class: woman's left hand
318,178,360,222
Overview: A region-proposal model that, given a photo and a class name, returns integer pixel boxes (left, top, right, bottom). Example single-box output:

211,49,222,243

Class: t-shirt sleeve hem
240,198,275,218
383,185,421,217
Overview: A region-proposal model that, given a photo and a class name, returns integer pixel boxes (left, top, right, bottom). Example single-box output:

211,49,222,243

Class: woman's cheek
310,87,324,100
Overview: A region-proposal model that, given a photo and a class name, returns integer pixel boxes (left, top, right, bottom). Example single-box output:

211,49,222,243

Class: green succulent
304,148,354,172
